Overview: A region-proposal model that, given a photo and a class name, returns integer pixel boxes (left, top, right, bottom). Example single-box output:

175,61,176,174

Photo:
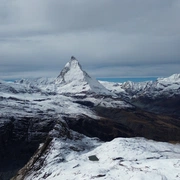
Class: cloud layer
0,0,180,79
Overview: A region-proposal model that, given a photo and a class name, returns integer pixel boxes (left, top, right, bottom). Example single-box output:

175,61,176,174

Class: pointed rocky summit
55,56,113,95
56,56,85,84
71,56,76,60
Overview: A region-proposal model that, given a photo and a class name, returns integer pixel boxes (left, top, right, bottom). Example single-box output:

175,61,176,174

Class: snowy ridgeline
24,135,180,180
1,73,180,99
1,57,180,180
100,73,180,97
1,56,180,98
0,91,132,121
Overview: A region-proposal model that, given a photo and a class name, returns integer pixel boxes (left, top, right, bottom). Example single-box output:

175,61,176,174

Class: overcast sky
0,0,180,80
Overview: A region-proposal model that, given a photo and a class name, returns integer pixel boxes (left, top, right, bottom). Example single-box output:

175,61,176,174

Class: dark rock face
11,120,80,180
95,106,180,142
73,100,94,108
120,95,180,119
71,56,76,60
65,106,180,142
65,115,134,141
11,136,53,180
0,116,56,180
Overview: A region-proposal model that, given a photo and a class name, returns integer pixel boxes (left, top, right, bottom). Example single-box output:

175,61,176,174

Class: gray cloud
0,0,180,80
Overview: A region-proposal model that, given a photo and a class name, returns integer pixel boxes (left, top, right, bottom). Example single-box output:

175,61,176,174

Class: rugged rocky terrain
101,74,180,117
0,56,180,180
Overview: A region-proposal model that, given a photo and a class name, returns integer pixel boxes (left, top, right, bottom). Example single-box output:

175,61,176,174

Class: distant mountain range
0,56,180,180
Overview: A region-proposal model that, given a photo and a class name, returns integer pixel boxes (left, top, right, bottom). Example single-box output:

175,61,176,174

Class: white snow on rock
0,92,100,120
55,56,114,95
158,74,180,83
100,73,180,98
99,80,126,94
25,136,180,180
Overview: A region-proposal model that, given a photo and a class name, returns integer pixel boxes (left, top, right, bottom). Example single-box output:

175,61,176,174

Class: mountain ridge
0,57,180,180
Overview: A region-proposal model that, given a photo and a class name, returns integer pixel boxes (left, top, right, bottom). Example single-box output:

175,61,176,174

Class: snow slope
158,74,180,83
24,135,180,180
55,56,113,95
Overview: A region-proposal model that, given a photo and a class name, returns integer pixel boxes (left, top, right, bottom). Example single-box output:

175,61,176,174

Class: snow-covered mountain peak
157,73,180,83
56,56,86,84
55,57,113,95
66,56,82,69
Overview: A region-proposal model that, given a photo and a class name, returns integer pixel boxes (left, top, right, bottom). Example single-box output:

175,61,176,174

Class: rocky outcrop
101,74,180,117
11,120,87,180
0,115,56,180
10,136,53,180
